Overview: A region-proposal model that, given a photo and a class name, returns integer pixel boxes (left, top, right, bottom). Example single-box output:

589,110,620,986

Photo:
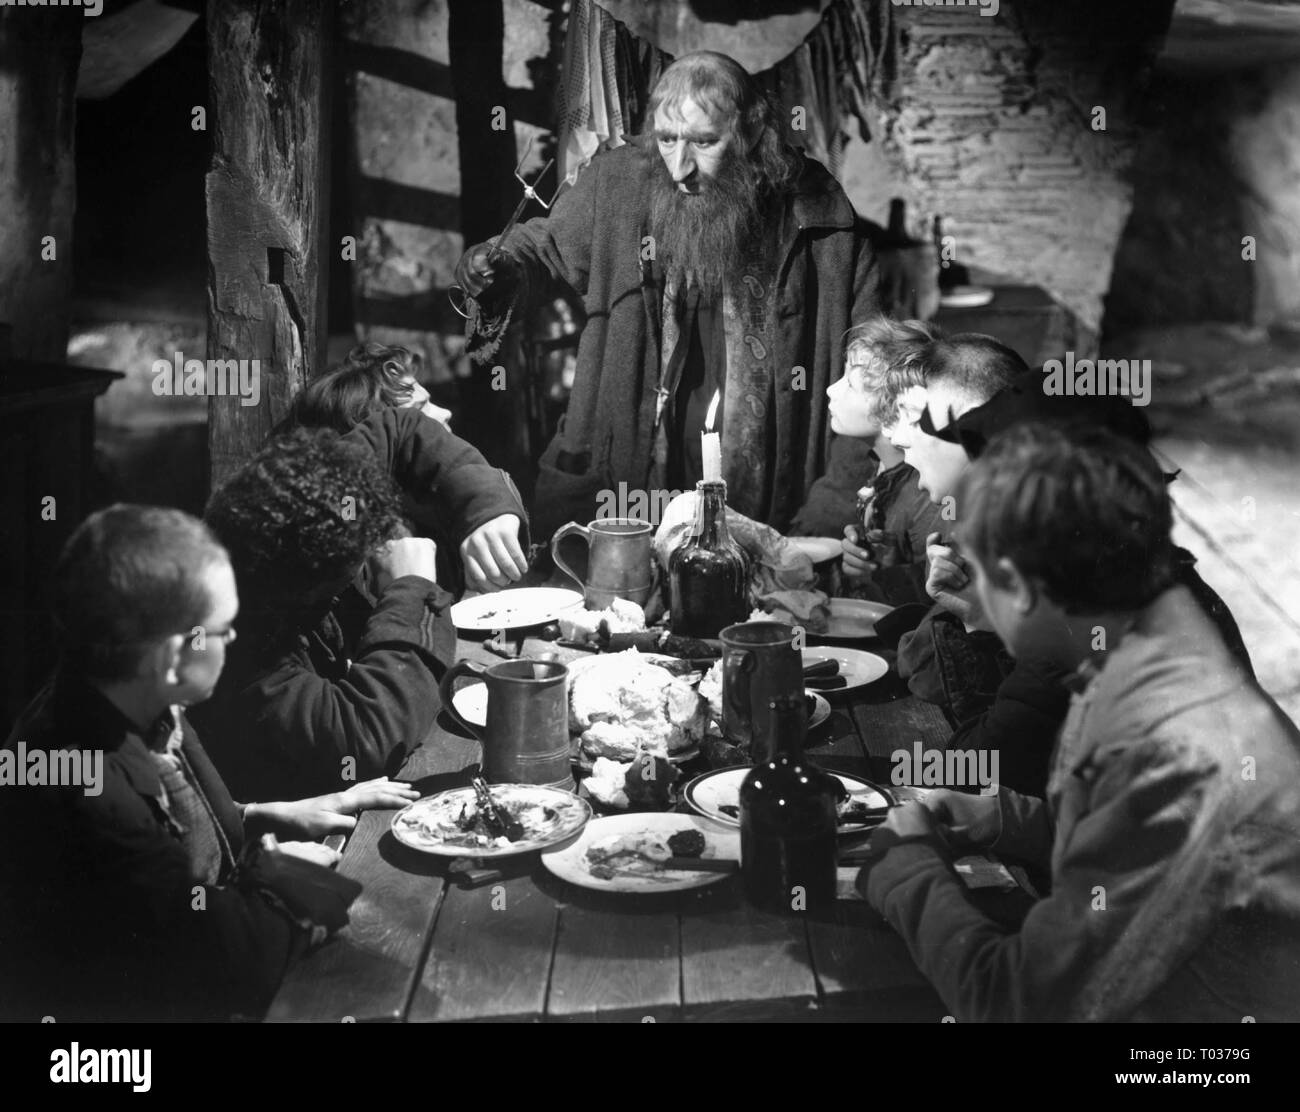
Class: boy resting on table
859,425,1300,1022
276,342,519,599
194,425,524,802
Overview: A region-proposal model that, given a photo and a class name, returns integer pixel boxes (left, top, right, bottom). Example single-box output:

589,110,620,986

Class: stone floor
1112,322,1300,721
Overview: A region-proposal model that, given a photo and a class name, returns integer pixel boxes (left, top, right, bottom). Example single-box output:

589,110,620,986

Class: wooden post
0,8,82,363
205,0,332,489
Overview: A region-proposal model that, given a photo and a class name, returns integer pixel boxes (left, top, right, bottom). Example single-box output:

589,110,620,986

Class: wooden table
269,637,958,1023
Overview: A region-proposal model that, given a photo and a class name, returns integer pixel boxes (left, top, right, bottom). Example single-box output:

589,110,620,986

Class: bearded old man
454,51,880,540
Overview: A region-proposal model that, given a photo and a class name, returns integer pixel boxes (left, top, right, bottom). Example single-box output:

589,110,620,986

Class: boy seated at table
859,424,1300,1022
793,315,945,607
194,428,487,802
280,343,528,598
888,335,1251,796
0,505,416,1021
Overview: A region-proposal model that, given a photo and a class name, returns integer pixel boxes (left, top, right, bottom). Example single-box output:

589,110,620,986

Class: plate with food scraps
814,598,893,642
802,647,890,697
683,767,894,833
391,784,591,857
541,812,738,893
450,587,583,632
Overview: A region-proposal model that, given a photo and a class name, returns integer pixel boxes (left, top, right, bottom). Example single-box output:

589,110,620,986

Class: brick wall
842,0,1175,352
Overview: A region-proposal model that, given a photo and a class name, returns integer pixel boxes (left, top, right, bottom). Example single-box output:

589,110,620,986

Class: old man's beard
648,150,772,299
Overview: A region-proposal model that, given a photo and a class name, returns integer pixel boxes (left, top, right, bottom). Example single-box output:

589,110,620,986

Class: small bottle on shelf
739,694,839,914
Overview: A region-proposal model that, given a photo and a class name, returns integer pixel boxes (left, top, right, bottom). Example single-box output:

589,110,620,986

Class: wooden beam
205,0,332,489
0,7,82,363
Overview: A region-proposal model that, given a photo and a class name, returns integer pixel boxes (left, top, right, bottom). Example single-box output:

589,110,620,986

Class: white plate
391,784,590,857
816,598,892,641
683,767,892,833
807,690,831,730
788,536,843,564
803,647,890,697
940,285,995,309
451,681,489,727
450,587,583,632
541,812,737,893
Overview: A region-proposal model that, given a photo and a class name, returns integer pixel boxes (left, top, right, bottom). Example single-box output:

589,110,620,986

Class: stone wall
840,0,1175,353
1102,69,1252,336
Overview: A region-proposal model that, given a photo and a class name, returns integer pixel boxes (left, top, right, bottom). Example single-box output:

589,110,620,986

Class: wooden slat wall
204,0,333,490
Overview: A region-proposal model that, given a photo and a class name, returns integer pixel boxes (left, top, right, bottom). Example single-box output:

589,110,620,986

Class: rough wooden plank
266,809,446,1023
805,900,947,1021
205,0,333,489
852,692,949,787
267,727,480,1022
546,888,681,1022
679,880,819,1021
410,871,560,1022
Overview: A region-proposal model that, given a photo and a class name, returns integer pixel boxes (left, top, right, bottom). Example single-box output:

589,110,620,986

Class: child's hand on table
461,513,528,592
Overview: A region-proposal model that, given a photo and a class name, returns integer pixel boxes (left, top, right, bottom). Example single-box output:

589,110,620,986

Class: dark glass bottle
669,480,749,638
739,695,839,914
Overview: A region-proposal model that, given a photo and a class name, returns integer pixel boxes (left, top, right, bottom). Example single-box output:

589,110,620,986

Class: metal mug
439,658,574,792
720,621,806,760
550,517,655,610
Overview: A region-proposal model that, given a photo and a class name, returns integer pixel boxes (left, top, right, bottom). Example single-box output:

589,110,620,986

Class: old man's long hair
642,51,801,297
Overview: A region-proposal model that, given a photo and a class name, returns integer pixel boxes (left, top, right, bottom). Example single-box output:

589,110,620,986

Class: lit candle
701,390,722,483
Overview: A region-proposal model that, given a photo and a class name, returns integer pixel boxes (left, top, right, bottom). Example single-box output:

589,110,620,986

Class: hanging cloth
561,0,893,183
559,0,627,184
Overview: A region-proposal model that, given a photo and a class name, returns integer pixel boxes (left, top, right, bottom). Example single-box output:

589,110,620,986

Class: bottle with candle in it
669,480,750,638
739,694,839,914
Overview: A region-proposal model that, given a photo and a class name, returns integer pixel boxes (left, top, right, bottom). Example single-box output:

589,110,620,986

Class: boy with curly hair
194,425,520,801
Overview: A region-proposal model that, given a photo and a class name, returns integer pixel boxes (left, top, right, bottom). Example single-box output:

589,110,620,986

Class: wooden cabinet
0,360,121,736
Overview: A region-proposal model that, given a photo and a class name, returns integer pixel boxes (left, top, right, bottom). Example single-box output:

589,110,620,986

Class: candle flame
704,390,721,432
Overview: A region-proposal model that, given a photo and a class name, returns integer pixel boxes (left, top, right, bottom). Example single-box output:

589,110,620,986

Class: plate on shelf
540,812,738,893
391,784,590,858
450,587,583,632
683,767,893,833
